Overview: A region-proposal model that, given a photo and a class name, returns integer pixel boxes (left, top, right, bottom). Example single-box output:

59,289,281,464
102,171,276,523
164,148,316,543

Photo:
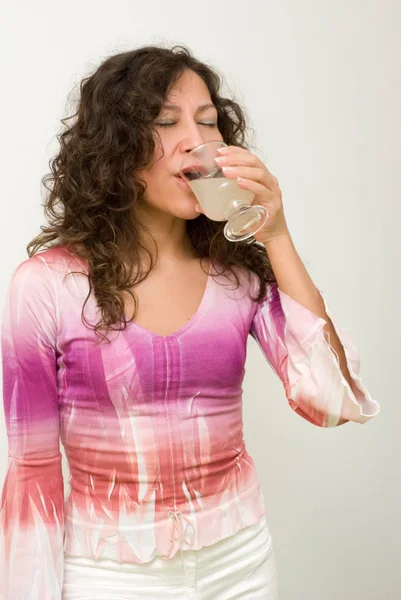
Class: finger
216,154,278,188
218,147,278,175
221,164,280,191
217,144,256,157
220,165,264,181
216,145,250,156
215,152,259,168
236,177,269,196
221,165,277,190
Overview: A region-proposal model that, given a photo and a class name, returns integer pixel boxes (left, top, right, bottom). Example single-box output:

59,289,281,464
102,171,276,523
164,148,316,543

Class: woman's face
136,69,224,221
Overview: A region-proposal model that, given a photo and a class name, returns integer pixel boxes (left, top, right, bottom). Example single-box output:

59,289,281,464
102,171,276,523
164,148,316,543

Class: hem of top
63,479,266,563
64,478,264,532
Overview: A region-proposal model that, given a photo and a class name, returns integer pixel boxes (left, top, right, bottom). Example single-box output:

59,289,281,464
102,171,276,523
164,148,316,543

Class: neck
135,204,197,269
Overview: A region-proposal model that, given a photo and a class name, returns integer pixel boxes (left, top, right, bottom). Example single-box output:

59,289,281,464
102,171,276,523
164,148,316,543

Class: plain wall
0,1,399,598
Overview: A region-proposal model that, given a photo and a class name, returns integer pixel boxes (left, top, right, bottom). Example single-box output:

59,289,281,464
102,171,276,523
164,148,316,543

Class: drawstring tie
161,509,195,563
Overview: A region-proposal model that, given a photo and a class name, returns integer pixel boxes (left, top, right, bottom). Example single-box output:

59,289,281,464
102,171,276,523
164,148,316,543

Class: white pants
62,515,280,599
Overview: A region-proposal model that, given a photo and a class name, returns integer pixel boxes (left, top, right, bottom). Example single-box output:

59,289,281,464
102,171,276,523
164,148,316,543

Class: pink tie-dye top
0,246,379,599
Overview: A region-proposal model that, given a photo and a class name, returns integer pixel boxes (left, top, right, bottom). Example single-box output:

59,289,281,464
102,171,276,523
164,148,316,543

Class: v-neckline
126,259,215,340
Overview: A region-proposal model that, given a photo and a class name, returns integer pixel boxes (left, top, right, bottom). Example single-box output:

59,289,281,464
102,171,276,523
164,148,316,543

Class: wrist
262,230,293,251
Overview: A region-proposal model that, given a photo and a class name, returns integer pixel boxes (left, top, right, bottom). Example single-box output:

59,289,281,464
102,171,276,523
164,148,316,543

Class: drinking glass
179,140,268,242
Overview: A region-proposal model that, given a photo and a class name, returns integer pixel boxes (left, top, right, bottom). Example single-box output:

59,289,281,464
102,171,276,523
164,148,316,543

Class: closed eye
156,122,217,128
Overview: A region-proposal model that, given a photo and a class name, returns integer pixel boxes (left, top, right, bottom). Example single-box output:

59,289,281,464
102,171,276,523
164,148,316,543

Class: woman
0,44,379,599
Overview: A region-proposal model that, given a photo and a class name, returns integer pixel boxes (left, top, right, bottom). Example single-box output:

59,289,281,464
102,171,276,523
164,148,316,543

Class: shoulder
33,245,87,272
7,245,86,292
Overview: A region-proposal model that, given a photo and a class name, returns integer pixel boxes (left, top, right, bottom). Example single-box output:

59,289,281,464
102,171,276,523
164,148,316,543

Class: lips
181,165,201,175
175,175,191,188
181,160,210,175
174,162,204,188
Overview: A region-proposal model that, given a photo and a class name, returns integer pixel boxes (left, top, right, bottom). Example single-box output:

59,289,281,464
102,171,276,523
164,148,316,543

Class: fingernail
195,204,201,212
216,147,228,154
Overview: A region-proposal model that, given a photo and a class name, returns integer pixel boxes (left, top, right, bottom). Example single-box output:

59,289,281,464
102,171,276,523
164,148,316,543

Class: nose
178,122,208,155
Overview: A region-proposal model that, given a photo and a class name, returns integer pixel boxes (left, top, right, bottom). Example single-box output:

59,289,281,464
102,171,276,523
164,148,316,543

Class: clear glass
179,140,268,242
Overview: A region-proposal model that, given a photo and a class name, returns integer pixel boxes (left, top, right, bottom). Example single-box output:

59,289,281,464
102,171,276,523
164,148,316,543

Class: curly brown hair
26,43,277,343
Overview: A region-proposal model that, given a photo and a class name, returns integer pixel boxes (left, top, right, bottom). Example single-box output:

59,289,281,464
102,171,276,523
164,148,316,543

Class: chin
169,198,200,220
175,206,201,221
185,212,202,221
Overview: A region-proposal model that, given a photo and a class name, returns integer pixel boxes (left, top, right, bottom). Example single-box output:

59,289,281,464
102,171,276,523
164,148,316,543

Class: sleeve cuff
277,287,380,426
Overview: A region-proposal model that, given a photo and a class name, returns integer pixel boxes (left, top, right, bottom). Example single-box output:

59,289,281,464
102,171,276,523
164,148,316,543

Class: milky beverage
188,177,254,222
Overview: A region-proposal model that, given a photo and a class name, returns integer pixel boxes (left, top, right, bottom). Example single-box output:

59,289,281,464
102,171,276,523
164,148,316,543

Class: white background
0,1,399,598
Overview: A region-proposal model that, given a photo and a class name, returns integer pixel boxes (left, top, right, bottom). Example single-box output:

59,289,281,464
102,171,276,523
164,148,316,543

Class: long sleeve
250,280,380,427
0,256,64,599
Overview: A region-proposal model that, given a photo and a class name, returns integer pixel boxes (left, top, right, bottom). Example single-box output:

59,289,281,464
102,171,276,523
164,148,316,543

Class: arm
0,256,64,599
250,236,380,427
264,233,355,394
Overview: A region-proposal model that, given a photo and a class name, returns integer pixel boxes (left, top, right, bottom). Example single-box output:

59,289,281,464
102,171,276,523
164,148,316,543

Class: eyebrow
162,103,217,113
